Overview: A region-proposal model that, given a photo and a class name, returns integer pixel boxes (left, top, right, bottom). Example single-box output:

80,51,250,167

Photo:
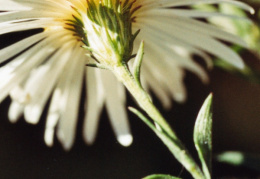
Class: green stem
112,64,205,179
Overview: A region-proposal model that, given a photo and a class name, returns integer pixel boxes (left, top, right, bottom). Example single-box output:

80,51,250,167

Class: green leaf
143,174,181,179
217,151,260,172
133,41,144,87
193,94,213,179
129,107,204,179
128,107,177,154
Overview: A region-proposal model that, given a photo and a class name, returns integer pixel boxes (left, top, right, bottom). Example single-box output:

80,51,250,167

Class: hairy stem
112,64,205,179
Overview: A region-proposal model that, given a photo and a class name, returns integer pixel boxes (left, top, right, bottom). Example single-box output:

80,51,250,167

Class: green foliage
143,174,181,179
130,94,214,179
193,94,213,179
133,41,144,88
217,151,260,172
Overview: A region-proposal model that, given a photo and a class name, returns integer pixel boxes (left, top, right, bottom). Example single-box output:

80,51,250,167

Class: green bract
69,0,139,66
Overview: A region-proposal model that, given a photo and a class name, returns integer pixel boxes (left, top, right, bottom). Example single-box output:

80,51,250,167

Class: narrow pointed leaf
129,107,204,179
193,93,213,179
133,41,144,87
143,174,181,179
132,29,141,42
86,63,109,70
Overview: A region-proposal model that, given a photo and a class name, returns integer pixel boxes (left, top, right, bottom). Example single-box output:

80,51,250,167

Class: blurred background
0,1,260,179
0,55,259,178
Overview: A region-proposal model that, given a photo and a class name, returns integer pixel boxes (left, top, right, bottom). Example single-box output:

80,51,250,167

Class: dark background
0,30,260,178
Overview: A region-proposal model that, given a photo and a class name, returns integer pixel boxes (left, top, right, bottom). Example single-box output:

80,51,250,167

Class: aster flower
0,0,253,152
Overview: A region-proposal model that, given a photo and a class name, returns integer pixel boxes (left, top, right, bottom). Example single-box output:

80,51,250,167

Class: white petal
0,0,31,11
0,32,47,64
24,41,75,124
137,18,245,69
101,70,132,146
8,101,24,123
83,68,105,145
0,19,56,35
138,9,247,48
56,48,85,150
140,0,254,14
117,134,133,147
0,34,59,103
44,112,59,147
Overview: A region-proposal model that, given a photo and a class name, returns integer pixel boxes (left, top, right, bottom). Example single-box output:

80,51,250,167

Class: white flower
0,0,252,150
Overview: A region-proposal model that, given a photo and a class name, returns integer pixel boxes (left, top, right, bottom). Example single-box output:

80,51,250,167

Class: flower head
0,0,253,150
